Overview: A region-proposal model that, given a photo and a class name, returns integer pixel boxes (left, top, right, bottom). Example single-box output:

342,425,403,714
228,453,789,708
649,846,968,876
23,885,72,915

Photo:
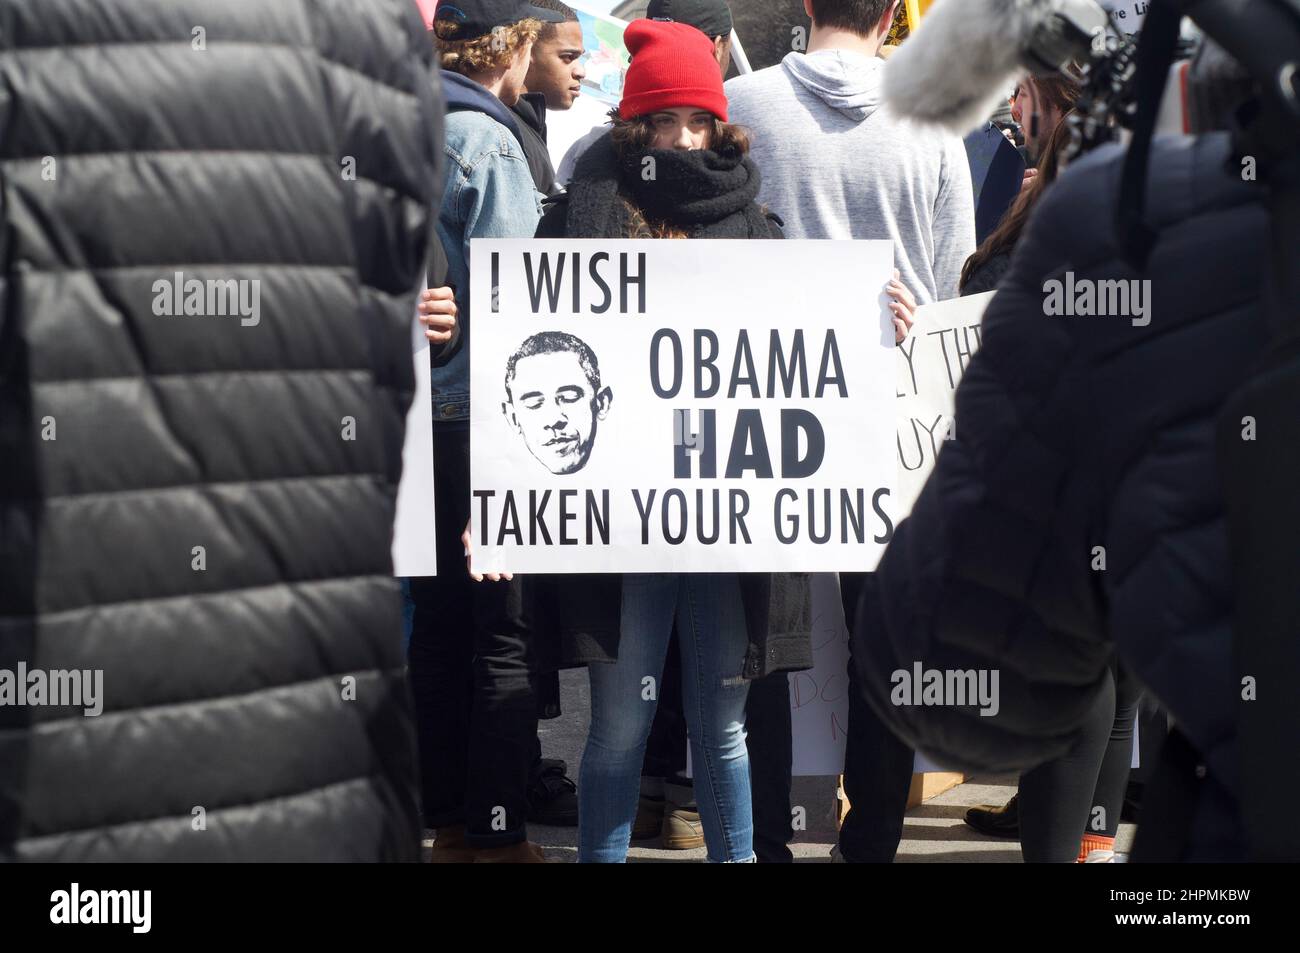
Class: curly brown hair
434,18,541,75
605,107,751,158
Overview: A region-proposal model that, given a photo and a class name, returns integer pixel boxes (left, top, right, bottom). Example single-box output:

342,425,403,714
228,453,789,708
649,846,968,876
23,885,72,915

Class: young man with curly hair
411,0,567,864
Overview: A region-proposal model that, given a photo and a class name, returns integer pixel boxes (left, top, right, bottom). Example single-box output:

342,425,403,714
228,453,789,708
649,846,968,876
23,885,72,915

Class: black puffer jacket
854,132,1267,860
0,0,441,861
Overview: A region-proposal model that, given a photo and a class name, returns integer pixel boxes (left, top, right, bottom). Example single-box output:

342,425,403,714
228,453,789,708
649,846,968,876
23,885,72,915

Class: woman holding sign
536,17,805,864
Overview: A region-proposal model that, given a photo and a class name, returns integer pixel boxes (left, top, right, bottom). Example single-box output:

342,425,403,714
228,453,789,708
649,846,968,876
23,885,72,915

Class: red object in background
414,0,438,28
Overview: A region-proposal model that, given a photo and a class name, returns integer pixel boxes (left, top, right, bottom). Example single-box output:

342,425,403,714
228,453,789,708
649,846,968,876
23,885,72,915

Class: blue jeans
579,573,753,862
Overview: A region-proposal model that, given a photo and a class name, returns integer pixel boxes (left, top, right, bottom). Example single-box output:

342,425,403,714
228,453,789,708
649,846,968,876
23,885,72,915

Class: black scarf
562,134,774,239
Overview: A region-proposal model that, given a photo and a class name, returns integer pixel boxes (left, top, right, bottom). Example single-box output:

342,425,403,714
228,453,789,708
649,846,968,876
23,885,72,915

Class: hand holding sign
462,519,513,583
894,291,995,517
418,286,458,344
887,269,918,343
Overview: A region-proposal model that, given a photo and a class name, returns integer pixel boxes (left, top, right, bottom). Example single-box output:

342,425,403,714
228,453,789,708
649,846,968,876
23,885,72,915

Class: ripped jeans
579,573,753,862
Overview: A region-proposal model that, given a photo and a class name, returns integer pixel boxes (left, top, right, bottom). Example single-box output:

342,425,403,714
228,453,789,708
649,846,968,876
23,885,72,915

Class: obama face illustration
503,332,613,475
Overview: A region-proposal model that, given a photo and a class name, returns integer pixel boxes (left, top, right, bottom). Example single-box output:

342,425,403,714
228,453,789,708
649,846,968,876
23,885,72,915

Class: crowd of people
407,0,1150,865
2,0,1287,864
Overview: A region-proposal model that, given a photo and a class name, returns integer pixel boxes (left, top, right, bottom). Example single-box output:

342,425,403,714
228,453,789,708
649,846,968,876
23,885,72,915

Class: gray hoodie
726,50,975,303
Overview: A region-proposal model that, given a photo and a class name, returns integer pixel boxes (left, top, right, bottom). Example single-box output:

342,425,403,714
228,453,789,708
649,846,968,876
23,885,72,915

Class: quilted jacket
0,0,442,860
854,132,1268,860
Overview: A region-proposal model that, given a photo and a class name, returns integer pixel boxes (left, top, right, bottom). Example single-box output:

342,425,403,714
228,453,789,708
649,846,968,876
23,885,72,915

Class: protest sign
391,308,438,577
895,292,994,518
469,239,898,575
897,293,992,774
790,574,853,775
573,5,632,104
791,293,994,776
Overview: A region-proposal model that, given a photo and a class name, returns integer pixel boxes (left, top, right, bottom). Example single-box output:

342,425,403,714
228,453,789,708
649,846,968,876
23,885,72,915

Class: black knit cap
646,0,733,40
434,0,565,41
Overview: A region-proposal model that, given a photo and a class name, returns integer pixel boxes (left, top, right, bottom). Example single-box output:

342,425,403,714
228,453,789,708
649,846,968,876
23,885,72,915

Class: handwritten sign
895,292,994,518
792,293,994,776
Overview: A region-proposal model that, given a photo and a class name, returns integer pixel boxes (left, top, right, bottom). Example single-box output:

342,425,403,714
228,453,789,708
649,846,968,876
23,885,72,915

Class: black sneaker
963,793,1020,838
527,759,578,827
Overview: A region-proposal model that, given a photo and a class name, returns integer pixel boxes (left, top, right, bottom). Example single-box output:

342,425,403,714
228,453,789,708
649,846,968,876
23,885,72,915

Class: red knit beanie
619,19,727,122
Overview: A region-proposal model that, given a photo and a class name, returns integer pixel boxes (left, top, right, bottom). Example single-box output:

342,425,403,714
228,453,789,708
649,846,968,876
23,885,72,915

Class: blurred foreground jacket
854,132,1268,861
0,0,442,860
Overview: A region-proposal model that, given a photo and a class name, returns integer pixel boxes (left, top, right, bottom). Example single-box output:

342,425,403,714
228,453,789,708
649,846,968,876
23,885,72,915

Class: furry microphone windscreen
883,0,1054,133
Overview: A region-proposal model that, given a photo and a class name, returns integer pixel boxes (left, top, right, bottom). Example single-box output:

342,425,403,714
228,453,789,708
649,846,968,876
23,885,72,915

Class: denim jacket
431,77,543,423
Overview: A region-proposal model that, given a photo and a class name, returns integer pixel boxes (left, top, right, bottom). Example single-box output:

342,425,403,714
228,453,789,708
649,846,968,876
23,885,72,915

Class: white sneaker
1084,849,1116,863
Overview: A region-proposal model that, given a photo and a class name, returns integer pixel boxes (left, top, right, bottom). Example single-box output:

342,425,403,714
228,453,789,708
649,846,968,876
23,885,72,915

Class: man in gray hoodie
725,0,976,863
725,0,975,303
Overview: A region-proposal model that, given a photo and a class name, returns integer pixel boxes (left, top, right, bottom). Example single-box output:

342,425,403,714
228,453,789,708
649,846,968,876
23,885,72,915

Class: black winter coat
511,93,560,197
854,132,1268,861
535,133,812,678
0,0,441,860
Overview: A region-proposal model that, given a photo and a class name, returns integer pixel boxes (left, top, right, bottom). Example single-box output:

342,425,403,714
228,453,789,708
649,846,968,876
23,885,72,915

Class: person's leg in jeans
579,573,676,862
839,572,915,862
678,574,754,863
1079,663,1144,858
746,670,793,862
407,427,474,830
1018,668,1115,862
463,573,539,849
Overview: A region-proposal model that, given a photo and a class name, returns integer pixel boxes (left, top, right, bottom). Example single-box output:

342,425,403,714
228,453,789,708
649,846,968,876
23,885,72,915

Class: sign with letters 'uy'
469,239,898,575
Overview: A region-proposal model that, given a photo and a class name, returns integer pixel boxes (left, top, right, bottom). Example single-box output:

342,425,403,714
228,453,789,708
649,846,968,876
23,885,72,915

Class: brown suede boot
471,840,549,863
428,825,476,864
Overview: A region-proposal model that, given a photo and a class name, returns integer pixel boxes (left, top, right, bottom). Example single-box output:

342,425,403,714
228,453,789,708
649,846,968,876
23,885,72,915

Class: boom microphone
884,0,1111,133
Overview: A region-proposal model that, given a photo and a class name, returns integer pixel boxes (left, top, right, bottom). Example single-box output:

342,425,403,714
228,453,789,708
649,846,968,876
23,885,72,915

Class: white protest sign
792,294,1119,780
790,574,853,776
790,292,994,777
391,309,438,577
469,239,898,574
895,292,993,518
898,291,992,774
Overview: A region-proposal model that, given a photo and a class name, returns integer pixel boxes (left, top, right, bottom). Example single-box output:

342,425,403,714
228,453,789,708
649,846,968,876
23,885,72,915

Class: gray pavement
532,669,1136,862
